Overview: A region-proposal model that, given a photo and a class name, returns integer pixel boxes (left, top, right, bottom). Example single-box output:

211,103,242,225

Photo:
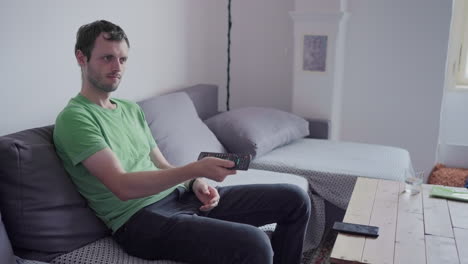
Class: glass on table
404,170,424,195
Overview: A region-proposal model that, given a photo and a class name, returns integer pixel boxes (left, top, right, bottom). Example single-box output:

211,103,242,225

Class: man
54,20,311,264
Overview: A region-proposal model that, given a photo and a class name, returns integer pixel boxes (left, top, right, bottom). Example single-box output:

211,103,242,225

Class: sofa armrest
0,211,15,264
306,118,330,139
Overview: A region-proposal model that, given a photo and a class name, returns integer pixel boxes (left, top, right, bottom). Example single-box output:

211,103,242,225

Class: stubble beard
83,63,122,93
88,75,119,93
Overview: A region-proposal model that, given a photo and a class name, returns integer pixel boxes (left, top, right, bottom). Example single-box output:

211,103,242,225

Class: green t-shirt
53,94,180,232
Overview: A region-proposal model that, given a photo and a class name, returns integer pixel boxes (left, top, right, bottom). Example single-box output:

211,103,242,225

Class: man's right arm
82,147,235,201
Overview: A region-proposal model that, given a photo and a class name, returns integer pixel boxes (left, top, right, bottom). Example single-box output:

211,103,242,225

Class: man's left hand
192,178,220,211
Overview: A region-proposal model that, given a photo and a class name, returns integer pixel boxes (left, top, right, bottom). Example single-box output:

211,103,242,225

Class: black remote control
332,221,379,238
198,152,251,170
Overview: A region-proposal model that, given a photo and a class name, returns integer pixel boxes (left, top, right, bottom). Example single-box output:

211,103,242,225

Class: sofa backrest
174,84,219,120
0,125,109,262
138,91,225,166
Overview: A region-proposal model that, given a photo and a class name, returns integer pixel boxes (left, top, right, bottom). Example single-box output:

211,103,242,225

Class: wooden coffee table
330,177,468,264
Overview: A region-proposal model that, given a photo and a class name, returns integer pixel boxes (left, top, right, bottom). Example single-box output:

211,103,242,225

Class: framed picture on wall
302,35,328,72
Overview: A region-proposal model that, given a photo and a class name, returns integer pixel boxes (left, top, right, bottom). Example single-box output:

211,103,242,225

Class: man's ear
75,50,87,66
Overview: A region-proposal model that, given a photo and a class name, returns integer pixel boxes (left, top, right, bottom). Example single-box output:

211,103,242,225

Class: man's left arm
148,147,192,189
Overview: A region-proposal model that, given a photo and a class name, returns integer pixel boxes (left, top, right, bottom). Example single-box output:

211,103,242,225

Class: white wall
289,9,347,141
339,0,452,177
441,92,468,145
438,91,468,167
0,0,227,136
295,0,341,13
0,0,296,136
437,0,468,168
228,0,294,112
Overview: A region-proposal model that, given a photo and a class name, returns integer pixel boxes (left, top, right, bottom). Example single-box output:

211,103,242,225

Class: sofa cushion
0,126,109,262
138,92,226,166
50,237,185,264
205,107,309,158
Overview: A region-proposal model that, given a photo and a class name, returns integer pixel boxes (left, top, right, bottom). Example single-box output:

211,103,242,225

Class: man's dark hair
75,20,130,61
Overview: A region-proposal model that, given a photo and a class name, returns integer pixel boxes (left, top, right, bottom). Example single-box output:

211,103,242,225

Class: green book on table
430,186,468,202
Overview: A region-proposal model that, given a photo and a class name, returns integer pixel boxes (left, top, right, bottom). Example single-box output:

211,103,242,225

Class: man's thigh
115,203,272,263
207,183,308,227
114,184,308,263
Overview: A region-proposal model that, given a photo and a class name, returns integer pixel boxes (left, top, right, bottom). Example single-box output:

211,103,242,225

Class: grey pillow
138,92,226,166
205,107,309,158
0,126,109,262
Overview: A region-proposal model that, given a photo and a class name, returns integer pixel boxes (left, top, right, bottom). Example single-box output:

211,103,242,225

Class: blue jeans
113,184,311,264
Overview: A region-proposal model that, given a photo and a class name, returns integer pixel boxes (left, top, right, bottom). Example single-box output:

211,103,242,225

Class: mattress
250,138,414,250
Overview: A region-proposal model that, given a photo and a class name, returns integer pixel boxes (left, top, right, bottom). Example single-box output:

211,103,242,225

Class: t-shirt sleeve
137,107,157,149
54,108,109,166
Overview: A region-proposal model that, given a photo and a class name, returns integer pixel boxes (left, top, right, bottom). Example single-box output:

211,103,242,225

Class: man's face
79,33,129,93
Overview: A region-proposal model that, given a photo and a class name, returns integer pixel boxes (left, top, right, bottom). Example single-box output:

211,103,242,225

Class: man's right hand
193,157,237,182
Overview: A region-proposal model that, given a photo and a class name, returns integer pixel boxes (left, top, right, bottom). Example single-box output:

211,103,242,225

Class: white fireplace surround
290,10,349,140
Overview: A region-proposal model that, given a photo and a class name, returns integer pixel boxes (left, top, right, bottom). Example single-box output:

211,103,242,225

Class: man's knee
283,184,311,213
237,226,273,263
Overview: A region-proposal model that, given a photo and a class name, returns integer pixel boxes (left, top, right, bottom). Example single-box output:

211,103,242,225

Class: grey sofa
0,85,319,263
0,84,412,263
1,211,15,264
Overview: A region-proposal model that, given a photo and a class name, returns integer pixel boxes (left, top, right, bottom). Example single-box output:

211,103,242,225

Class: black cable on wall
226,0,232,111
